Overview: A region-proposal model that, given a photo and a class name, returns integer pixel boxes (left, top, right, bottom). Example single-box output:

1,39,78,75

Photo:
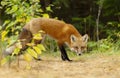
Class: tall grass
88,38,120,54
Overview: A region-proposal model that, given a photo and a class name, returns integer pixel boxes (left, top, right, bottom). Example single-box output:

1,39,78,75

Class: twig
96,0,104,41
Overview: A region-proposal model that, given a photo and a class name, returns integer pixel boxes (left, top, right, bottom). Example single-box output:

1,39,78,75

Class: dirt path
0,53,120,78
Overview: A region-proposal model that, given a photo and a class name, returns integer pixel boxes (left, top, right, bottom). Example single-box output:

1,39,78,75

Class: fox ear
82,34,88,43
70,35,77,43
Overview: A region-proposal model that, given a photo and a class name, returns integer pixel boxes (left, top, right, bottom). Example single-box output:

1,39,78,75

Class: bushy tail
4,28,33,55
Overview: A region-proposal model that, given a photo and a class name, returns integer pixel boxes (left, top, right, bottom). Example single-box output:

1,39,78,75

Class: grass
1,44,120,78
40,49,120,62
1,49,120,78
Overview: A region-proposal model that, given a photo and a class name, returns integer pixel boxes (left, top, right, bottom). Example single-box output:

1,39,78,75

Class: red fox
4,18,88,61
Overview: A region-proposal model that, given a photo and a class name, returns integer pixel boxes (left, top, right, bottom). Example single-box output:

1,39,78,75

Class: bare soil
0,53,120,78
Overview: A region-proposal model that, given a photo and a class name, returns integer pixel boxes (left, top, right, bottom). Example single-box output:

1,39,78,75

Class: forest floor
0,52,120,78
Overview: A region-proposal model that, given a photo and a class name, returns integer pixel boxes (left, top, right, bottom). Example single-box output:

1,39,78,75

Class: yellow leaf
38,30,45,33
1,30,8,41
7,39,11,46
12,47,20,56
37,44,46,51
33,33,42,40
46,6,52,12
1,56,10,65
33,46,42,54
0,26,2,30
26,16,32,22
43,13,49,18
16,41,22,49
11,27,15,32
26,43,34,46
33,36,42,40
23,53,33,62
27,48,38,58
15,31,19,35
39,9,43,12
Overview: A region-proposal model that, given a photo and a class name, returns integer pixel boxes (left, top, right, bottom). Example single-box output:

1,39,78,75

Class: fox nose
78,53,82,56
77,53,82,56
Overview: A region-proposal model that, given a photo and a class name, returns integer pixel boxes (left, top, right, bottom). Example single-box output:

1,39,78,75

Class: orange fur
24,18,82,46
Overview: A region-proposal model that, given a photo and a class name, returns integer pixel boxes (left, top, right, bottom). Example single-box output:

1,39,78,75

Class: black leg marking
59,45,72,61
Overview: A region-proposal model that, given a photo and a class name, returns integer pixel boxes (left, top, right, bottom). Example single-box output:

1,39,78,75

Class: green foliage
1,0,51,34
51,0,120,42
71,15,96,34
97,0,120,40
12,41,22,56
0,31,46,66
97,39,113,52
0,56,11,66
0,0,52,67
1,30,9,41
43,36,58,52
1,0,41,17
53,0,70,8
102,0,120,16
88,37,120,53
114,39,120,51
1,0,40,33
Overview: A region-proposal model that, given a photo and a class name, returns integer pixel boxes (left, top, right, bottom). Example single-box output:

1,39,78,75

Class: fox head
69,34,88,55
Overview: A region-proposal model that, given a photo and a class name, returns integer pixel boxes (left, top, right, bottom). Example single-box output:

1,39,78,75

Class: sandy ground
0,53,120,78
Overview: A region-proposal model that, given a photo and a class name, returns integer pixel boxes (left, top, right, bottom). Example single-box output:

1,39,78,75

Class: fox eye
74,46,78,49
81,46,85,49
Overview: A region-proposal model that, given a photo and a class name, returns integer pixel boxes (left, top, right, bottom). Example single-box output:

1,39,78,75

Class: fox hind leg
4,28,33,55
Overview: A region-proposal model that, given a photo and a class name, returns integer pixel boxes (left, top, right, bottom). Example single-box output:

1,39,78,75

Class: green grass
39,49,120,61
